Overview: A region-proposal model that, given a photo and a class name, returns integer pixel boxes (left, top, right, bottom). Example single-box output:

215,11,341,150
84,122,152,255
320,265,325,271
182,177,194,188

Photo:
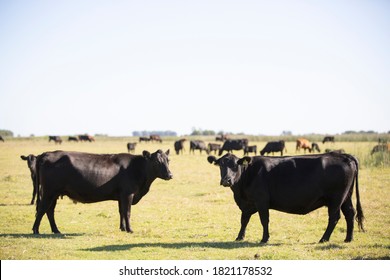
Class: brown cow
296,138,311,153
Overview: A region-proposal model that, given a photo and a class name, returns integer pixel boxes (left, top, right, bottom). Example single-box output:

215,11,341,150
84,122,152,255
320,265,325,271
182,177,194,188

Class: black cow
0,135,4,142
32,149,172,234
20,154,38,205
174,139,186,155
78,135,95,142
244,145,257,155
218,139,248,156
322,136,335,144
190,140,209,154
208,143,221,155
311,142,321,153
260,141,286,156
127,142,137,153
68,136,79,142
49,136,62,144
207,153,364,243
139,137,150,143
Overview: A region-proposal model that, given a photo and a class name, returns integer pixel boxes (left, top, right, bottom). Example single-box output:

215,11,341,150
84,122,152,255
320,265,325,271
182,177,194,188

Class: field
0,137,389,260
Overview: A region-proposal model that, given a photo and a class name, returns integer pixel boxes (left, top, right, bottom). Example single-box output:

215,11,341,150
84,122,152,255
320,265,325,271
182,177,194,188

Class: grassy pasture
0,137,389,260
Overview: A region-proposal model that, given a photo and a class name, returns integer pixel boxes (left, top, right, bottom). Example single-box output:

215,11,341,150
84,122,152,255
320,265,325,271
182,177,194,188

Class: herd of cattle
16,134,383,244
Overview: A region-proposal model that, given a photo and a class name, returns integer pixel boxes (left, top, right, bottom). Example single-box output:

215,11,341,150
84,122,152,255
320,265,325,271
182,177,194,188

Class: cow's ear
21,155,28,161
238,156,252,166
207,156,217,164
143,150,151,159
165,149,170,156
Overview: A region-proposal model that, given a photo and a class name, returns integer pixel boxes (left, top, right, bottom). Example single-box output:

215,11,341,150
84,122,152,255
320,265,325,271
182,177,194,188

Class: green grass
0,138,389,259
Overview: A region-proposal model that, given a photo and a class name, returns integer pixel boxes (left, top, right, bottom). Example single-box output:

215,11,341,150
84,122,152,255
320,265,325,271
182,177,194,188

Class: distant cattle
311,142,321,153
325,149,345,154
174,139,186,155
139,137,150,143
244,145,257,155
322,136,335,144
32,149,172,234
78,135,95,142
20,154,38,205
190,140,209,154
260,141,286,156
68,136,79,142
208,143,221,155
149,135,162,143
371,144,390,155
207,153,364,243
127,142,137,153
49,136,62,144
215,135,228,142
218,139,248,156
296,138,311,153
0,136,4,142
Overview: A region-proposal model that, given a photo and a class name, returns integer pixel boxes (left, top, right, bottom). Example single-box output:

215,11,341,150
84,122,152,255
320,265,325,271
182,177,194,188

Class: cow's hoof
235,237,244,241
319,238,328,243
260,239,268,244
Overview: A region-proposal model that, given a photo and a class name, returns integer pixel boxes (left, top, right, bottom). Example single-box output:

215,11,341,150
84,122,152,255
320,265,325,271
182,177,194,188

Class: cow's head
20,154,37,172
143,149,173,180
207,153,251,187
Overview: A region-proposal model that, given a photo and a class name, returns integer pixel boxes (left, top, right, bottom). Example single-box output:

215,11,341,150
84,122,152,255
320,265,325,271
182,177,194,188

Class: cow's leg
46,198,61,234
118,201,126,231
236,211,252,241
341,198,355,242
120,194,134,233
319,206,341,243
258,209,270,243
32,194,55,234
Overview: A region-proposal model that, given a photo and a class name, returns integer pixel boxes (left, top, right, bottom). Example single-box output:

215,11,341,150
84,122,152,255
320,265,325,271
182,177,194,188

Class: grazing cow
322,136,335,144
127,142,137,153
371,144,390,155
68,136,79,142
0,135,4,142
325,149,345,154
49,136,62,144
20,154,38,205
32,149,172,234
139,137,150,143
216,135,228,142
207,153,364,243
260,141,286,156
296,138,311,153
311,142,321,153
150,135,162,143
174,139,186,155
78,135,95,142
244,145,257,155
218,139,248,156
190,140,209,154
208,143,221,155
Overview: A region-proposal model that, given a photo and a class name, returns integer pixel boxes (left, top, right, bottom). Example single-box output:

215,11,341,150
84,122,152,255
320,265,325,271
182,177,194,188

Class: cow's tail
353,156,365,232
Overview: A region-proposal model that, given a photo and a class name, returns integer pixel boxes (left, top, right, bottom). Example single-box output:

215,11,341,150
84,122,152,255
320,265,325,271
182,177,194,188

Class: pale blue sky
1,0,389,136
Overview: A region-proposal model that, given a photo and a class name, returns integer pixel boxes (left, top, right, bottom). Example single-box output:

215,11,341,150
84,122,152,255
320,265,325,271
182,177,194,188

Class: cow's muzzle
220,178,233,187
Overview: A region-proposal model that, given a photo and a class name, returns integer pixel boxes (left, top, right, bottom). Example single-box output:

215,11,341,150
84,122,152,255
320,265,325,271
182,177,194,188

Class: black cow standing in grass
218,139,248,156
190,140,209,154
208,143,221,155
260,141,286,156
207,152,364,243
323,136,335,144
32,149,172,234
244,145,257,155
20,154,38,205
174,139,186,155
127,142,137,153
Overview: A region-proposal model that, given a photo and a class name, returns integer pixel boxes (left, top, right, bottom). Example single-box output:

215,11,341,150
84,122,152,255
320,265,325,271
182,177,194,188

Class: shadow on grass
0,233,84,239
83,241,282,252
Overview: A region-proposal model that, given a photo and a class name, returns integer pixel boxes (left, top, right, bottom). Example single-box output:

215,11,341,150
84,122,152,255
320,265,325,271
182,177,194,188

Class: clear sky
1,0,389,137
